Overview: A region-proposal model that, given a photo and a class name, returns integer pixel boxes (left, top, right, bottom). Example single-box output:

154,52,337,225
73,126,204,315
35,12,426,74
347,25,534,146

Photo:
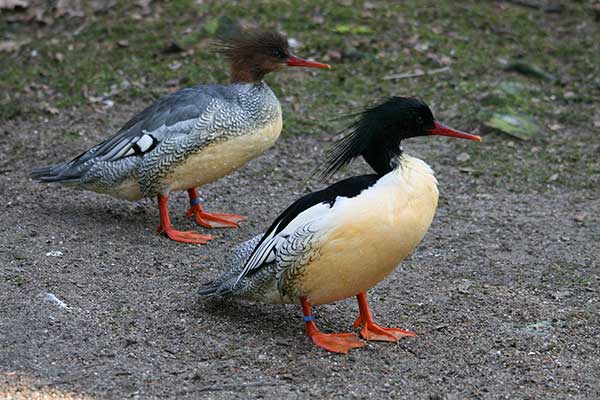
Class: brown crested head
216,29,330,83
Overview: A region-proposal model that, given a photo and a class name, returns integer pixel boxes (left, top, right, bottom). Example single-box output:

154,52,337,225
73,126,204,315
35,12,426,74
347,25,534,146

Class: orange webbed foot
353,317,416,342
157,224,214,245
185,205,245,229
354,292,416,342
186,189,245,229
309,331,365,354
300,297,364,354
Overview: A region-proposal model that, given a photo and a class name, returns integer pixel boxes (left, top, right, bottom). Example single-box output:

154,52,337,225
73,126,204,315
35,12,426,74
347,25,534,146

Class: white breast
299,155,439,305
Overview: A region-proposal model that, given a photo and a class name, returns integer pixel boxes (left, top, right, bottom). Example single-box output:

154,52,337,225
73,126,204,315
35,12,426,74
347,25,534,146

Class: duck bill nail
286,55,331,69
428,121,482,142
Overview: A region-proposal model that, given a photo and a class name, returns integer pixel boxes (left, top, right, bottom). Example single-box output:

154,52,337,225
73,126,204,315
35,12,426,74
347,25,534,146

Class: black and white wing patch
99,131,160,161
233,202,332,286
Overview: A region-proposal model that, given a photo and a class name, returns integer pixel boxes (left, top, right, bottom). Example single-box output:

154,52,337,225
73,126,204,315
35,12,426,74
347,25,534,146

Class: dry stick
383,66,450,81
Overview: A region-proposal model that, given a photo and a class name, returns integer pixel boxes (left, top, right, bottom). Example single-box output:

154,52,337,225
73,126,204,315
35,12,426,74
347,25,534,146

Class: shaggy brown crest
217,30,290,83
216,29,330,83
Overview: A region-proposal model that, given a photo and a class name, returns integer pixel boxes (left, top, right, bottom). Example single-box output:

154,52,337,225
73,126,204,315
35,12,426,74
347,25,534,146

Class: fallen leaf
0,39,30,52
135,0,152,16
548,123,562,131
484,113,539,140
0,0,28,10
500,59,557,82
325,49,343,61
43,103,59,115
0,41,19,52
547,173,559,182
169,61,182,71
54,0,85,18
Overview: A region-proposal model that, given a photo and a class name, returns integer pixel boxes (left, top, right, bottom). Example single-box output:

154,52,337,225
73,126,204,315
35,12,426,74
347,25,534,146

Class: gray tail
198,282,225,297
31,164,69,182
198,276,237,298
30,162,87,183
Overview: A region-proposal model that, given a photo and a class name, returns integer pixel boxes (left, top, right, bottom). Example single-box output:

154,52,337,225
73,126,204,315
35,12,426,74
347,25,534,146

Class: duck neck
230,64,267,84
362,142,403,177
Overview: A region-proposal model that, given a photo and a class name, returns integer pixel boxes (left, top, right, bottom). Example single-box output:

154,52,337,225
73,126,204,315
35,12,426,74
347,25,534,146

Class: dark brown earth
1,103,599,399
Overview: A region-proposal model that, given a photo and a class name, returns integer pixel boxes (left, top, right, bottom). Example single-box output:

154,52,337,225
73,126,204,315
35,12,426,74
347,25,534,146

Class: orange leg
156,194,213,244
353,292,416,342
300,297,364,354
185,188,245,229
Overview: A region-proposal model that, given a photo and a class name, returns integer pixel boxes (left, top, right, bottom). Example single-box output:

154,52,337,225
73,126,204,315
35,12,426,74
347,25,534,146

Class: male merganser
31,30,330,244
200,97,482,353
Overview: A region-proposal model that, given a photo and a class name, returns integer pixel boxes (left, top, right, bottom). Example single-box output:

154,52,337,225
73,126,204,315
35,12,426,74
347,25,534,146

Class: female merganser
200,97,482,353
31,30,330,244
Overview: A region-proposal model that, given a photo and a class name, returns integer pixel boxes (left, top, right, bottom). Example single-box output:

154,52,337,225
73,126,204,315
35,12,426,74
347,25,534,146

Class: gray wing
69,84,233,166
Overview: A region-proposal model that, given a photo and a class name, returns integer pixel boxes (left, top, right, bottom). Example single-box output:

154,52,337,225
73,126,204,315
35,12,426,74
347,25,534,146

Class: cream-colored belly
81,177,143,201
299,163,438,305
111,178,143,200
165,117,282,192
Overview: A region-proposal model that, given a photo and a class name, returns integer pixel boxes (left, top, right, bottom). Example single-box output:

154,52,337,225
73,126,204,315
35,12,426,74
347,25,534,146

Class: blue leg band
303,315,315,323
190,197,202,206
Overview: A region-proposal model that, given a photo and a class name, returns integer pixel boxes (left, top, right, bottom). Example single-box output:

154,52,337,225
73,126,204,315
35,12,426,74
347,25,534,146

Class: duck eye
271,49,285,59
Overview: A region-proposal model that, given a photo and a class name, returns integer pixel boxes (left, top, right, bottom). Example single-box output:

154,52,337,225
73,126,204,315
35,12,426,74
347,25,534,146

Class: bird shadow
189,296,302,342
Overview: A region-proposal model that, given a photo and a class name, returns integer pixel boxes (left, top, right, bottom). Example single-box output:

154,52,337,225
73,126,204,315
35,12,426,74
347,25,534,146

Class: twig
383,66,450,81
505,0,562,13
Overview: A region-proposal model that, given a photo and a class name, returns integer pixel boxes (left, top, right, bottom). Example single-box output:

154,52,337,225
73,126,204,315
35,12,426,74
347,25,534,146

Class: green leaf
332,25,373,35
485,113,539,140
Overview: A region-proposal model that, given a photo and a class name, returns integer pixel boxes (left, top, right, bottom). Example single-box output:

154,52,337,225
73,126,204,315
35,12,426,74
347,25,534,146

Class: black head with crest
319,97,481,178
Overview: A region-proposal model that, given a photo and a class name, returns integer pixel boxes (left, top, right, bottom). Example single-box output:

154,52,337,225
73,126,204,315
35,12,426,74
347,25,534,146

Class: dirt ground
1,102,599,399
1,1,600,398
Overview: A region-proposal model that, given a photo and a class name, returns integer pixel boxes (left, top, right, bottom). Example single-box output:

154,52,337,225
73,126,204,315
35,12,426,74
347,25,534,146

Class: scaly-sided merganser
31,30,330,244
200,97,482,353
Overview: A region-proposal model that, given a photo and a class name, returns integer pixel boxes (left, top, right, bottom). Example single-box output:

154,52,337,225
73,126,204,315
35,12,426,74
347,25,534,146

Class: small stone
456,152,470,162
573,213,586,222
46,250,63,257
548,123,562,131
45,293,68,309
287,37,303,49
117,39,129,47
169,61,182,71
547,173,559,182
